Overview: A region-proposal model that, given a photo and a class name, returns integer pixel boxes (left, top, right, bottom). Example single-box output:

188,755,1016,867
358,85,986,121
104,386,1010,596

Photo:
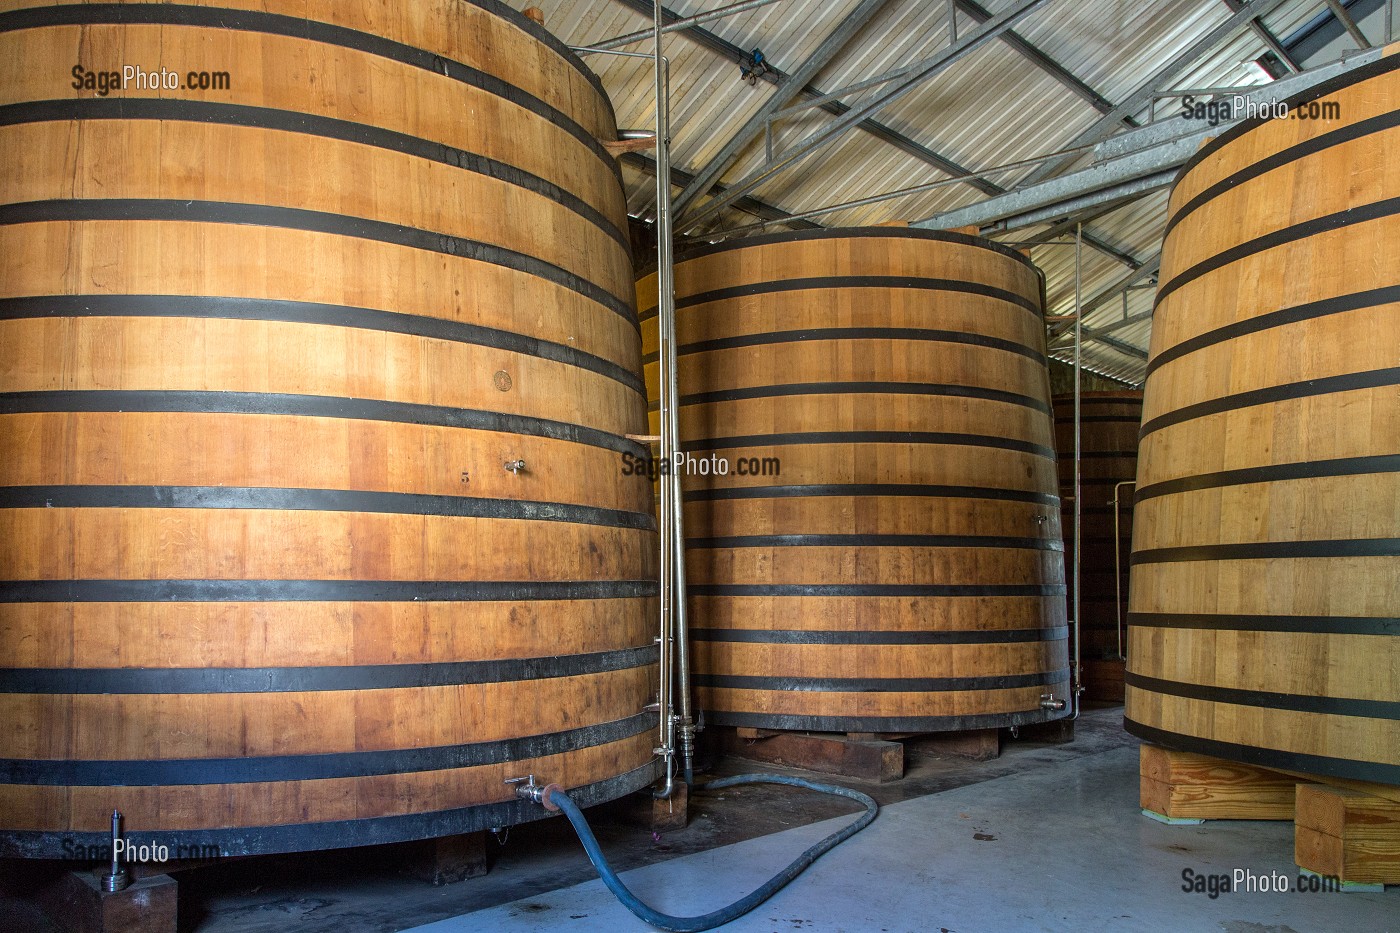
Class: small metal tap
505,774,544,803
506,773,561,810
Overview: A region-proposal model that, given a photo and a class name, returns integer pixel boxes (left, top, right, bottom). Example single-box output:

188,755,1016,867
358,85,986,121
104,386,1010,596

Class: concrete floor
5,709,1392,932
406,723,1395,933
156,707,1137,932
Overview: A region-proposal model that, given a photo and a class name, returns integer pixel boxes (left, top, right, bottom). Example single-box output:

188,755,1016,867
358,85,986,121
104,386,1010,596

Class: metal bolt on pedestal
101,810,129,892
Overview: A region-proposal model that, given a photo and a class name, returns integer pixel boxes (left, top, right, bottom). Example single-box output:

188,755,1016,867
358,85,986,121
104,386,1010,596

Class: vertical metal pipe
1070,222,1083,719
566,36,686,792
657,57,696,784
1112,479,1135,661
651,0,677,797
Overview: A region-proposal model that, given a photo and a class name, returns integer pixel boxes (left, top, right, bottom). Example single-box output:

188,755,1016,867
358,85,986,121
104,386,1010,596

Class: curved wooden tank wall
1126,53,1400,784
638,229,1070,733
1053,391,1143,700
0,0,658,856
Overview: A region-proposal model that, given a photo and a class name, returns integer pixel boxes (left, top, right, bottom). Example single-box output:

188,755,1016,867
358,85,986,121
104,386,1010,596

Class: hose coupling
505,774,563,811
1040,693,1067,712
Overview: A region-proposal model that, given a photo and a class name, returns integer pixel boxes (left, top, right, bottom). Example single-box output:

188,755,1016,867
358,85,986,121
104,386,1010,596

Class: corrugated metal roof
526,0,1377,384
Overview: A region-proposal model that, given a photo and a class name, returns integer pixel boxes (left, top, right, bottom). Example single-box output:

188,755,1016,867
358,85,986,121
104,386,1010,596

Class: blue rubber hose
545,773,879,933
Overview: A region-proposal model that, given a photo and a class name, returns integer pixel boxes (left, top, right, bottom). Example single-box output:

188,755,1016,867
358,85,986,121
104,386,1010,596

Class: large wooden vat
1127,54,1400,783
1053,391,1143,700
638,229,1069,732
0,0,657,857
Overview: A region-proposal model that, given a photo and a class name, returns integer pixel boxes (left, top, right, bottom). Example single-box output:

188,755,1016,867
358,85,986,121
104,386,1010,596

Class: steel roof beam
912,138,1197,233
608,0,1005,196
1324,0,1373,47
1085,333,1150,360
670,0,893,218
917,46,1381,233
677,0,1054,228
1048,252,1162,342
954,0,1136,124
608,0,1135,267
989,171,1177,235
1012,191,1152,244
1014,0,1294,189
1222,0,1301,74
589,0,786,51
620,152,821,228
1080,309,1154,340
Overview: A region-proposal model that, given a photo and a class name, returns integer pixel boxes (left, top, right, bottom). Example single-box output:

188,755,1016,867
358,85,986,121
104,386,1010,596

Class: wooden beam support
34,871,178,933
1296,784,1400,885
723,730,903,782
736,726,783,739
1274,769,1400,807
1015,718,1074,744
405,832,489,885
602,136,657,157
1139,745,1297,821
846,732,919,741
923,728,1003,760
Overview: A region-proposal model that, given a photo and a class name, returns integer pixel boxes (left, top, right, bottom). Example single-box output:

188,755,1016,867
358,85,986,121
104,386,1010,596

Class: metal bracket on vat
504,459,527,474
1040,693,1067,712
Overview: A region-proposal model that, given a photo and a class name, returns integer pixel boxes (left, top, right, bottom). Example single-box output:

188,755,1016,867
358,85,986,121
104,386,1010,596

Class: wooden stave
1125,54,1400,784
638,230,1070,731
0,1,659,856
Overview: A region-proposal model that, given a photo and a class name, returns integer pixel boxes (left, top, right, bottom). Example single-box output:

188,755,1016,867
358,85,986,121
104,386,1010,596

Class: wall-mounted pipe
1070,223,1083,720
572,39,685,797
651,0,681,799
1111,479,1135,661
644,9,697,789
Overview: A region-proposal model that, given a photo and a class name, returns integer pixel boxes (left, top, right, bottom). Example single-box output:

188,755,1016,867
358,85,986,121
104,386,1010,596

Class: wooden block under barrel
34,871,178,933
1295,784,1400,885
1139,744,1297,820
723,729,903,783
